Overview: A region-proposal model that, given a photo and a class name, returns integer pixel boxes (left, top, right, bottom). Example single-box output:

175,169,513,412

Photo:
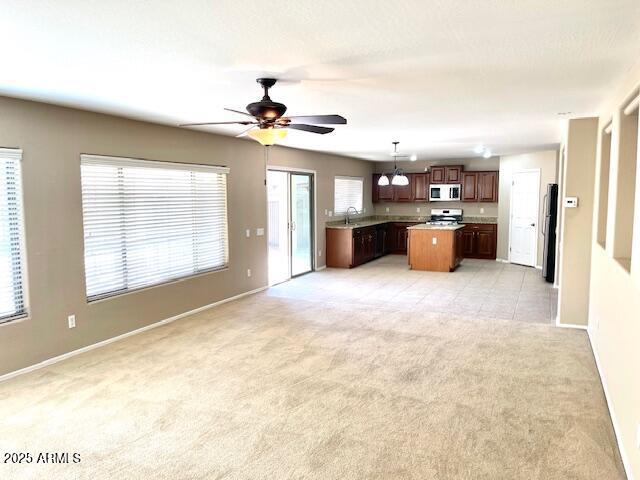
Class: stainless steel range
426,208,463,225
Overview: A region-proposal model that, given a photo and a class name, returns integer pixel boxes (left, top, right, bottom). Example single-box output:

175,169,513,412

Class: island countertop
407,224,466,231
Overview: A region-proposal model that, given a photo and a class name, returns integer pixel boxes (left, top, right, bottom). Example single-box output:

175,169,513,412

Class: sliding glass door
267,170,314,285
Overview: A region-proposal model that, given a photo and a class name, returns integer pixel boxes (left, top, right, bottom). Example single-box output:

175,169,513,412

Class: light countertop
407,224,466,231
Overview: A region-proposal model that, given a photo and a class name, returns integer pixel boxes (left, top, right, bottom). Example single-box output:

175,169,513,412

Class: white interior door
510,170,540,267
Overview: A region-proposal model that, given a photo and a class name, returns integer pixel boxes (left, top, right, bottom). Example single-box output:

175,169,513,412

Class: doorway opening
267,169,314,286
509,169,541,267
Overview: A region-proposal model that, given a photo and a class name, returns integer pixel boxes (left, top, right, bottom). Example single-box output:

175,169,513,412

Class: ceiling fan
179,78,347,145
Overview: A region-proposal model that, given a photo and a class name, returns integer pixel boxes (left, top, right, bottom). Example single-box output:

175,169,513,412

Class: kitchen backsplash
374,201,498,218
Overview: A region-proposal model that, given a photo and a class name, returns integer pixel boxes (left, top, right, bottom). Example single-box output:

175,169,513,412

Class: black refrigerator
542,184,559,283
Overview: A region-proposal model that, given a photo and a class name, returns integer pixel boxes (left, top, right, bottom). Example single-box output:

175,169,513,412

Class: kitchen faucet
345,206,359,225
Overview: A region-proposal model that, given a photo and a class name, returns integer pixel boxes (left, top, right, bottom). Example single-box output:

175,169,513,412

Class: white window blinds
0,148,26,323
81,155,229,301
334,176,363,215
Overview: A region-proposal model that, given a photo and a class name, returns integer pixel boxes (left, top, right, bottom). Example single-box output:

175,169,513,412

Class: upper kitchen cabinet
412,173,429,201
461,172,478,201
445,166,463,183
393,175,414,202
372,174,394,202
430,165,463,184
461,171,499,203
478,171,499,202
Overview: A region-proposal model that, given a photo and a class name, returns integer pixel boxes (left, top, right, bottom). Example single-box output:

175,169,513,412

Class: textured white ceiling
1,0,639,160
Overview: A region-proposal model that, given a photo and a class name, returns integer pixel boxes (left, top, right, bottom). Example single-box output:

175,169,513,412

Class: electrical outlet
480,207,485,214
328,211,333,217
416,207,421,213
245,229,251,238
385,207,389,213
67,315,76,329
256,228,264,236
318,249,322,257
432,237,437,245
247,268,251,277
324,209,328,216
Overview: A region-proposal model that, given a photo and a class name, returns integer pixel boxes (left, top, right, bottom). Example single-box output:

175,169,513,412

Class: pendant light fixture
377,173,390,186
390,141,409,186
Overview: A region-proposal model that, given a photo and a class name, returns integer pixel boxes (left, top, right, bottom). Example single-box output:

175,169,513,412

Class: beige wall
267,146,374,268
372,157,500,219
557,118,598,326
587,63,640,479
0,95,372,376
497,150,559,264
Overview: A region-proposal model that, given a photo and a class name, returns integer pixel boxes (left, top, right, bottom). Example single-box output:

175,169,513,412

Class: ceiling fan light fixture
391,171,409,186
377,174,390,186
248,127,287,146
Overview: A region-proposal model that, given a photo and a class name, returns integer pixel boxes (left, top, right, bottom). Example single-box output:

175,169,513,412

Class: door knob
530,223,535,227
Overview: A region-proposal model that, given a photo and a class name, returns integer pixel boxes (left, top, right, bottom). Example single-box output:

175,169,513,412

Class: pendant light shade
248,127,287,146
391,173,409,186
377,174,390,186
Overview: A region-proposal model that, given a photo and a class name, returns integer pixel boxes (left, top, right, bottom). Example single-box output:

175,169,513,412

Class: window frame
80,154,230,302
334,175,364,215
0,148,28,324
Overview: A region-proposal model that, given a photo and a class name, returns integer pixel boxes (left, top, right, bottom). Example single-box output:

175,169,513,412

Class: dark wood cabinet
461,171,498,203
430,166,446,184
393,175,414,202
461,172,478,201
478,171,499,202
446,166,463,183
431,166,462,184
455,228,465,266
372,174,394,202
462,223,497,259
411,173,429,201
386,222,418,254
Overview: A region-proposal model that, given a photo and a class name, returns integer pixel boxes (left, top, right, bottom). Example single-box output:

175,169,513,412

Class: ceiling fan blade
224,107,255,118
179,121,256,126
236,125,256,137
284,114,346,125
286,124,335,134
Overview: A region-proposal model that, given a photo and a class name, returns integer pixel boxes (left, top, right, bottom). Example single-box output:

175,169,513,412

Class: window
81,155,229,301
0,148,26,323
334,176,363,215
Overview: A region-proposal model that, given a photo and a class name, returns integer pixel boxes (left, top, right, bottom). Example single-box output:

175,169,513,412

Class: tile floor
269,255,558,325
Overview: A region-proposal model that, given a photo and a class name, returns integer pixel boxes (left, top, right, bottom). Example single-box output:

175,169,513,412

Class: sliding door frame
267,165,317,283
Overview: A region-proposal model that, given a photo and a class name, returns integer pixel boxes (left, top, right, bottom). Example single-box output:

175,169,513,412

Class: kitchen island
407,224,465,272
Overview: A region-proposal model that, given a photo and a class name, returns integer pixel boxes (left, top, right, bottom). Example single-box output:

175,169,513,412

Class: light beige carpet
0,258,625,479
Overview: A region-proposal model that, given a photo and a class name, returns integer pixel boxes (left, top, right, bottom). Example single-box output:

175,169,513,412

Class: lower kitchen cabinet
327,222,418,268
462,223,497,259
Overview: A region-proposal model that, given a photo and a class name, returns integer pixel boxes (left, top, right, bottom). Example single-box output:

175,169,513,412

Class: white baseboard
535,265,542,270
587,330,634,480
496,258,510,263
315,265,327,271
0,285,268,384
555,318,588,330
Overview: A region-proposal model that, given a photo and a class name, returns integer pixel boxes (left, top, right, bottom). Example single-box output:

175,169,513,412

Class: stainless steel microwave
429,184,461,202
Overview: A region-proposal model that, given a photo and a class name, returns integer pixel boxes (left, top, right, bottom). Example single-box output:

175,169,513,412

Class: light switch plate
245,229,251,238
256,228,264,236
564,197,578,208
328,211,333,217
